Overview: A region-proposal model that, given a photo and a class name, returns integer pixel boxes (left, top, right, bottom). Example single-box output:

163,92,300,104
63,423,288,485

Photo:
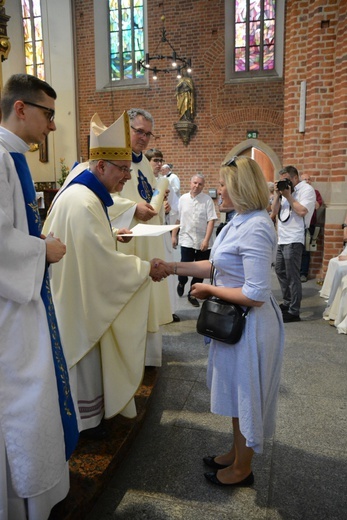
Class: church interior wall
284,0,347,277
2,0,347,277
2,0,78,184
74,0,284,196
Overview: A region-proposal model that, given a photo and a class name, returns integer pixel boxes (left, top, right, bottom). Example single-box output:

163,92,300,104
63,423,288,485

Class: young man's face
20,92,56,145
149,156,164,177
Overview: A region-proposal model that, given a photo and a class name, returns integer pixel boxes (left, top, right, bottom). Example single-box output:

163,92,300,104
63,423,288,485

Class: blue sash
10,152,79,460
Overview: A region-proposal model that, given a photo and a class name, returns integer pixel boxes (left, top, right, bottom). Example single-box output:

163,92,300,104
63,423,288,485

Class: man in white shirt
172,174,217,307
272,166,316,322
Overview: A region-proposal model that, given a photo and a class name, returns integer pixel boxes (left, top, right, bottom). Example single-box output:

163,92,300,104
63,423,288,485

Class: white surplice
0,128,69,520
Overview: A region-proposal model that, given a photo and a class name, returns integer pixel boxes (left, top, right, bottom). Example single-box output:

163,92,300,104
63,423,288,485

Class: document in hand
117,223,180,237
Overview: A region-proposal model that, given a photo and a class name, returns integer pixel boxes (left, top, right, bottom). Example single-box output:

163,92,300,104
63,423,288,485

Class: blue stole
69,169,113,207
69,168,114,230
132,152,153,203
10,152,79,461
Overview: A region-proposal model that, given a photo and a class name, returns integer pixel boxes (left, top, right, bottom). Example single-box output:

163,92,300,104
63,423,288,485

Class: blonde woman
163,156,285,486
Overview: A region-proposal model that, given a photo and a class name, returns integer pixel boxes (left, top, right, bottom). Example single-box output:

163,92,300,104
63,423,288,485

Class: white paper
110,206,136,229
117,223,180,237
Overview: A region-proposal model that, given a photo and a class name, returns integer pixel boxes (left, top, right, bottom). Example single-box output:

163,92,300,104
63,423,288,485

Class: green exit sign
247,130,258,139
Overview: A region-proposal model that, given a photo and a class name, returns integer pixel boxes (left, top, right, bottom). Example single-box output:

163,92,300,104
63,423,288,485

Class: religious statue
176,76,195,122
0,0,11,89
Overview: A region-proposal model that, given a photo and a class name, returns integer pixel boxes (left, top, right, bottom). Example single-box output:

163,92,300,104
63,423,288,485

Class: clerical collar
70,169,113,207
132,151,143,163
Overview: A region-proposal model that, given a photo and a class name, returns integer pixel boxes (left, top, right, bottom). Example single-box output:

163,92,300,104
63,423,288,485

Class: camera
277,179,293,192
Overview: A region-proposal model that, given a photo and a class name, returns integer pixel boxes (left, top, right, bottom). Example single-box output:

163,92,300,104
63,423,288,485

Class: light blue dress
207,209,285,454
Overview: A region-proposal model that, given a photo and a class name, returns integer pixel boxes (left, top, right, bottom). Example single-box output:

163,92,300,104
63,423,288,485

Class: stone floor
51,274,347,520
49,369,159,520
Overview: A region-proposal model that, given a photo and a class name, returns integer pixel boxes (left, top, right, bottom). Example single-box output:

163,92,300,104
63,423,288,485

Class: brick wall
74,0,347,278
284,0,347,277
74,0,284,197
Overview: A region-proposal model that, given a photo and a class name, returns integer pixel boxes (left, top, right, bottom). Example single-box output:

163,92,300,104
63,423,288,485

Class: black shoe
172,313,180,322
204,471,254,487
279,303,289,312
203,455,229,470
282,311,301,323
188,293,200,307
177,283,185,297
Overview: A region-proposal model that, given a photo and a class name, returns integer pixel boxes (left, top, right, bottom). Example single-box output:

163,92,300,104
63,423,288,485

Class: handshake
149,258,173,282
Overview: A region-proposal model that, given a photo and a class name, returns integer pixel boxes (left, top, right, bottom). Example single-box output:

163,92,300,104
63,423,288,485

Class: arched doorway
223,139,282,182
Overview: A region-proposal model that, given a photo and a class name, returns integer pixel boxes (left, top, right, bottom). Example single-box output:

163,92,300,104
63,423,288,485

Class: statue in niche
176,76,195,122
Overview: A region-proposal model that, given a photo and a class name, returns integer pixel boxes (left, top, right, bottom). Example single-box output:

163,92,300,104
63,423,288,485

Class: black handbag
196,264,250,345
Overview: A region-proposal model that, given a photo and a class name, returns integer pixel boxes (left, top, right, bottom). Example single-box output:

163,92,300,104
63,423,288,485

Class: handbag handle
209,262,215,285
209,261,250,318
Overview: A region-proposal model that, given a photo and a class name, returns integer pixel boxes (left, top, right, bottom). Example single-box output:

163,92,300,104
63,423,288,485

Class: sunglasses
152,158,164,163
223,155,238,167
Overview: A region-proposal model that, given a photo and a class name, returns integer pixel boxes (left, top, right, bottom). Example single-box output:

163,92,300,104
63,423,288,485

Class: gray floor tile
86,275,347,520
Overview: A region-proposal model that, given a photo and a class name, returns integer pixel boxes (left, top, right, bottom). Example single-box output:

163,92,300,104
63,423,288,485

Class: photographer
272,166,316,322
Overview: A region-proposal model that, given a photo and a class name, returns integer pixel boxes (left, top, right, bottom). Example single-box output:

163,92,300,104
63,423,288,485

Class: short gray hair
127,108,154,126
191,173,205,182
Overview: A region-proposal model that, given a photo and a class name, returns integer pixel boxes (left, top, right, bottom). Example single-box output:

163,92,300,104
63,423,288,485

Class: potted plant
57,158,70,187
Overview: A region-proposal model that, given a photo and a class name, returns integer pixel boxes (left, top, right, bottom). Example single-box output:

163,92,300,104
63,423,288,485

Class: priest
43,112,167,434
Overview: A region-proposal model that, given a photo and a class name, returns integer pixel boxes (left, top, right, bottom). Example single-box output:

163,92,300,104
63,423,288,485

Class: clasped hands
43,232,66,263
149,258,172,282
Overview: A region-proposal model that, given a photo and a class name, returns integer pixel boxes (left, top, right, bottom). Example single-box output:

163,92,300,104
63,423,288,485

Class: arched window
109,0,145,82
95,0,147,90
21,0,45,79
226,0,284,81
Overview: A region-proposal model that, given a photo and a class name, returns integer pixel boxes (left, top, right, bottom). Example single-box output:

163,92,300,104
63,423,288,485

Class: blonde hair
220,157,269,213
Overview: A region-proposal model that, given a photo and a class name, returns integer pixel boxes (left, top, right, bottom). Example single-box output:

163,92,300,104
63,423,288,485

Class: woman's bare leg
215,417,254,484
213,444,235,467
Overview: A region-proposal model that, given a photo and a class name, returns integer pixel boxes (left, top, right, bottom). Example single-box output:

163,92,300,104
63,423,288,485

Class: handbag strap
209,261,250,317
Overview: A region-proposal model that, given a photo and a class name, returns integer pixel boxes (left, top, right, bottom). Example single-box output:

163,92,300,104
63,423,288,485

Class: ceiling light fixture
136,14,192,81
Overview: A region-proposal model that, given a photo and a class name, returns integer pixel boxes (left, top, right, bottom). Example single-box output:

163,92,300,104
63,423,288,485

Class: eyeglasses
23,101,55,122
223,155,238,167
152,158,163,163
104,161,132,175
131,126,155,139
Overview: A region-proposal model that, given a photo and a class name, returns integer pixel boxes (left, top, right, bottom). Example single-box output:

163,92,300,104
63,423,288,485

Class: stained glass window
234,0,275,73
21,0,45,80
225,0,283,80
109,0,145,82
